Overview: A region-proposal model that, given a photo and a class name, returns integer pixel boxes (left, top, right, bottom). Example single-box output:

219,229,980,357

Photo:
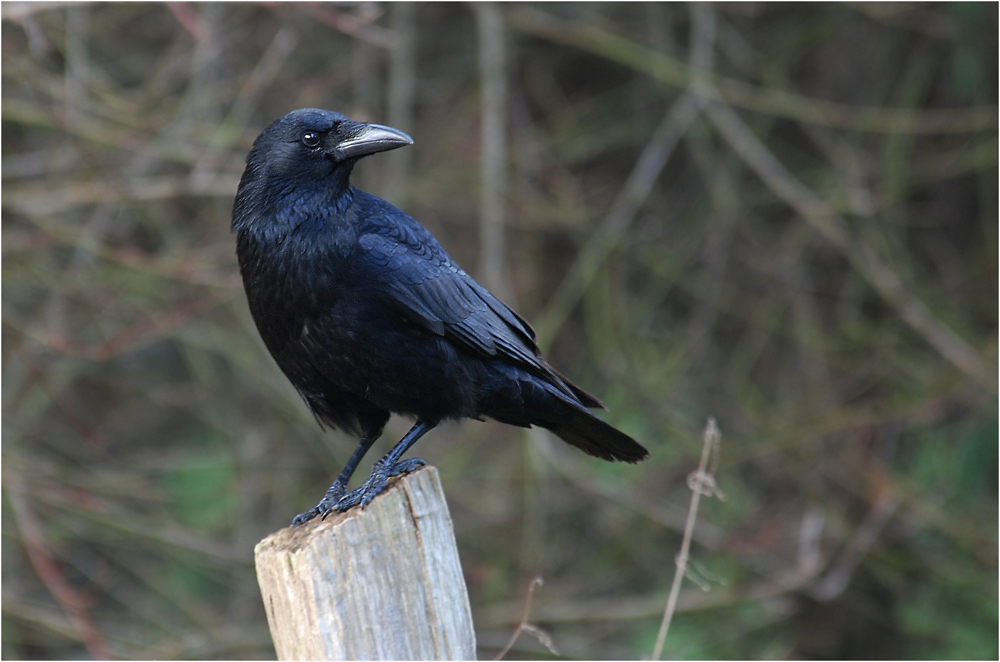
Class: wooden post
254,466,476,660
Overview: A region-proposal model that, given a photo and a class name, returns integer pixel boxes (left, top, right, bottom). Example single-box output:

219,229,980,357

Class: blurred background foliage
2,2,997,659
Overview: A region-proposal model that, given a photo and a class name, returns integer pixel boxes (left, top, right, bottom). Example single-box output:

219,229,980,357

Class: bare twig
532,430,725,548
1,98,204,164
652,417,723,661
493,576,557,660
532,0,711,347
3,467,247,563
166,2,203,39
807,489,901,601
533,93,702,347
3,174,239,215
22,295,224,363
9,213,240,288
382,2,416,205
5,474,114,659
850,3,957,40
2,2,73,21
190,24,300,186
19,356,106,447
64,5,89,127
299,3,393,49
700,96,996,392
474,2,513,304
508,6,998,134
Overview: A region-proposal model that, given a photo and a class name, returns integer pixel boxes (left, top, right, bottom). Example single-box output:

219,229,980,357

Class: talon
387,457,425,477
336,472,386,512
334,457,426,512
291,508,320,527
292,481,348,526
335,485,366,512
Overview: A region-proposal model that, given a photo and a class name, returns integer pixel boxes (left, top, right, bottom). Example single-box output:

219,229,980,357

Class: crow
233,108,648,525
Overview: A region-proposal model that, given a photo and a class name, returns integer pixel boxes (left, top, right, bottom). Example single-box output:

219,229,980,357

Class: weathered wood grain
254,466,476,660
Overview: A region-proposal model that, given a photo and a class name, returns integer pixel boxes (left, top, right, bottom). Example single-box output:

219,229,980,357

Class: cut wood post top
254,466,477,661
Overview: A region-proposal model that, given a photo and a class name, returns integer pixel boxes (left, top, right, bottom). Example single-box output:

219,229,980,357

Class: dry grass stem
493,576,557,660
651,418,723,661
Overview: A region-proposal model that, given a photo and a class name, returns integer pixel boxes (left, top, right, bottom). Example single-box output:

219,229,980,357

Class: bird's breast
238,230,351,346
237,225,480,421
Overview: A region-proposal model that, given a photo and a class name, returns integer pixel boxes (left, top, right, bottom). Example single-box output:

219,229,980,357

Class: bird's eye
301,132,321,148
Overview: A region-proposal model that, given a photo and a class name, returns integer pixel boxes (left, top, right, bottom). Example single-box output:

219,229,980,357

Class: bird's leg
336,420,434,511
292,435,378,526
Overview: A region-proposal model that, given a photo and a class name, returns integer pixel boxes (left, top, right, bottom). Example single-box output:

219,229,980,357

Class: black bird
233,108,648,525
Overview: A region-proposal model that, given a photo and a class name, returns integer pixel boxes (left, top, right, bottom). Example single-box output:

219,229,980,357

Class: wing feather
358,230,568,392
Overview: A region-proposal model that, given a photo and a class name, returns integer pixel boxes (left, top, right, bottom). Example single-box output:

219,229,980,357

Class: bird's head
233,109,412,232
246,108,412,181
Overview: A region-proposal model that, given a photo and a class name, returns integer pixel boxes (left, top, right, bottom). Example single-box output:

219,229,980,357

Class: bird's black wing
356,217,583,402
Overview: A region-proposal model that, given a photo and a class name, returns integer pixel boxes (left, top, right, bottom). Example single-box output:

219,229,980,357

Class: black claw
388,457,426,477
291,508,320,527
291,481,347,526
335,457,426,512
335,486,365,512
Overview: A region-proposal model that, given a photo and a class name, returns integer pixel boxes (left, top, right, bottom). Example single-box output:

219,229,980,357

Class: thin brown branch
2,2,74,20
493,576,556,660
533,432,726,548
0,98,206,166
381,2,417,205
23,295,223,363
11,217,240,289
652,417,723,660
5,474,115,659
475,2,513,304
508,6,997,134
166,2,204,39
190,23,300,186
4,468,247,563
532,0,713,347
533,92,703,347
4,174,240,214
807,489,901,601
299,3,393,49
21,356,107,447
701,98,996,392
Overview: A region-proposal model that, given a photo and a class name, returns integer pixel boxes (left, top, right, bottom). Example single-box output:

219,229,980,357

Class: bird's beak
332,123,413,161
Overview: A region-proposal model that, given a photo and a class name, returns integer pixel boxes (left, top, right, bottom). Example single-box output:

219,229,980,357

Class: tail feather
482,368,650,463
548,408,649,463
541,370,647,462
548,366,605,409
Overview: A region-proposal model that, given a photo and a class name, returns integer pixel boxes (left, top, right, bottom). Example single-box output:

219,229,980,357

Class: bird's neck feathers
273,183,354,231
234,166,358,243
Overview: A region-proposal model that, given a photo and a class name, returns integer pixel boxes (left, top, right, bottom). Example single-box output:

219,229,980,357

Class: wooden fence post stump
254,466,476,660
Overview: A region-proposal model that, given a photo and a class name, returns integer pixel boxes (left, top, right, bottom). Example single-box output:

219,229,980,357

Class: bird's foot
336,457,425,511
291,481,347,527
